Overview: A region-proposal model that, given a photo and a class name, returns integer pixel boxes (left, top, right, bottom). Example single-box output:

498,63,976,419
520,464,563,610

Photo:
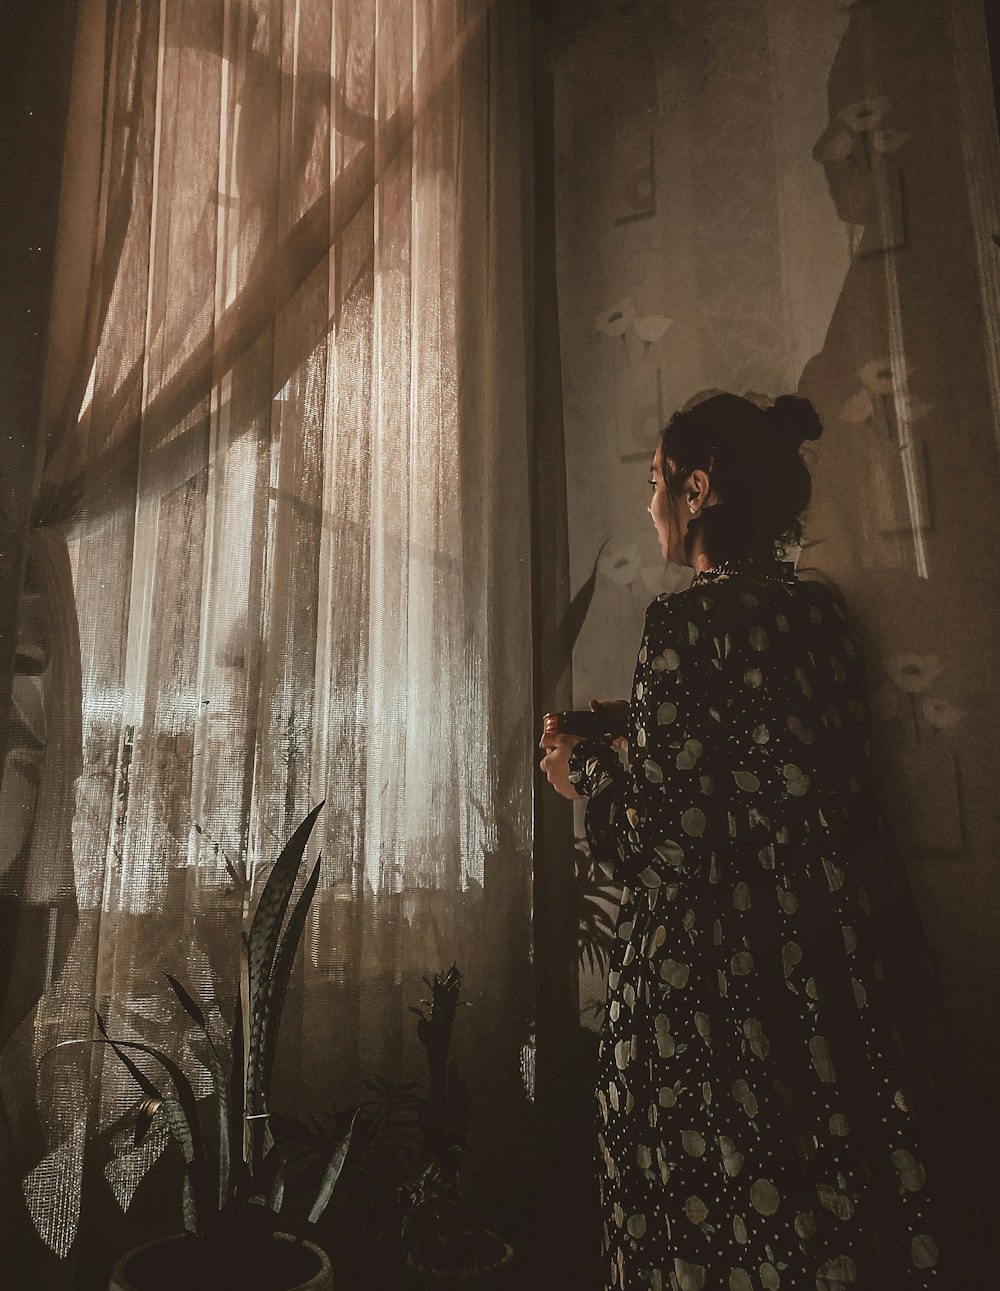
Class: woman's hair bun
766,394,823,449
659,388,824,561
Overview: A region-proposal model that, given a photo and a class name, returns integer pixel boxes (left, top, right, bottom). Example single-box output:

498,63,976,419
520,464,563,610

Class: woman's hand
538,731,584,800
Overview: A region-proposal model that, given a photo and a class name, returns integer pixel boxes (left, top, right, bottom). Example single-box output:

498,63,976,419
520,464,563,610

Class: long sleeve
568,591,722,886
573,569,955,1290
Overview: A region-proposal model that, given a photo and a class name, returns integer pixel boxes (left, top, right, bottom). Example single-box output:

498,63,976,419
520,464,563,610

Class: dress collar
692,557,797,586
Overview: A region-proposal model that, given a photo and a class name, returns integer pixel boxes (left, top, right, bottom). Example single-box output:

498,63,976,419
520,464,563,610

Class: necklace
692,557,797,585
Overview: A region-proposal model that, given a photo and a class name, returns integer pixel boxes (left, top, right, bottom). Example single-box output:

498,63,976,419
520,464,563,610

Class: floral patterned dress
568,560,954,1291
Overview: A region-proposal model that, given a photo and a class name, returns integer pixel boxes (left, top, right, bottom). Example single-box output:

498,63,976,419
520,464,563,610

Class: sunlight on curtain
1,0,534,1266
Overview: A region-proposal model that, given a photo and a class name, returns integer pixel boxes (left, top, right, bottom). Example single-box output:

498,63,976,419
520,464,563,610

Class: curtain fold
0,0,541,1279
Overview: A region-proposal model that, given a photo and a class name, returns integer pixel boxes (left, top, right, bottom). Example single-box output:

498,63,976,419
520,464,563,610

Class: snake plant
84,802,355,1243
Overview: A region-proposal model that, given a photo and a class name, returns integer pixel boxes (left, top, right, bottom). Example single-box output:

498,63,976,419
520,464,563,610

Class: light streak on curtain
0,0,536,1272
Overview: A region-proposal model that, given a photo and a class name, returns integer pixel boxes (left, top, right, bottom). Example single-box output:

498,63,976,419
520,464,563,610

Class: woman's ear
688,468,713,508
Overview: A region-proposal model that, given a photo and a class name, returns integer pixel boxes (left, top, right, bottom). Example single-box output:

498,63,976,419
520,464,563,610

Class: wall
553,0,1000,1157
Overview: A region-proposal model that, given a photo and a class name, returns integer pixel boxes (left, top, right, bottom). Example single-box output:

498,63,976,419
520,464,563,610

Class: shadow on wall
553,0,1000,1262
799,0,1000,1126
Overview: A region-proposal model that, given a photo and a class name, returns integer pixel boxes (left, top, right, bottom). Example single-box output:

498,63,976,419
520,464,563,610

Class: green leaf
96,1013,203,1164
164,975,231,1210
233,938,250,1179
43,1036,190,1178
95,1012,211,1229
248,804,324,1006
307,1110,358,1226
164,974,208,1031
268,1162,286,1214
246,803,324,1141
95,1012,163,1105
181,1170,197,1234
259,856,322,1098
135,1098,163,1148
220,851,245,890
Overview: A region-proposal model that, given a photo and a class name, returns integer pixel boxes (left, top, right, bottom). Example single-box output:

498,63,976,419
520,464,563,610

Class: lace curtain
0,0,539,1278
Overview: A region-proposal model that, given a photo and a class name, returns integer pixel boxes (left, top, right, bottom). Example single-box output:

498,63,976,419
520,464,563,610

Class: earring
689,503,699,515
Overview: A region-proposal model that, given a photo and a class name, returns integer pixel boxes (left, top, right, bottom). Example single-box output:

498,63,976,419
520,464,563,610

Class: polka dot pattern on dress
568,560,948,1290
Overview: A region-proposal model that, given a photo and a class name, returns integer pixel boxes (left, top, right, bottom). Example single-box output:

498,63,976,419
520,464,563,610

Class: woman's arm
568,592,721,888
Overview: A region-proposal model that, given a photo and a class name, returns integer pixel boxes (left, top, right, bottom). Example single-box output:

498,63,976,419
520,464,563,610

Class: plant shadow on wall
797,1,991,879
546,542,627,1143
868,652,970,859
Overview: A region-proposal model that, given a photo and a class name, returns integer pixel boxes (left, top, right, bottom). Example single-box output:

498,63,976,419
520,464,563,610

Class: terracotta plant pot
108,1231,333,1291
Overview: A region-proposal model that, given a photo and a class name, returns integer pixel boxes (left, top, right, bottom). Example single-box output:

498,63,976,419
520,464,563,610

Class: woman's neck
687,530,714,575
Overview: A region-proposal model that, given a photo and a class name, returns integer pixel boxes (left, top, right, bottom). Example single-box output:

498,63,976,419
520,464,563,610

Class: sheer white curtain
0,0,536,1274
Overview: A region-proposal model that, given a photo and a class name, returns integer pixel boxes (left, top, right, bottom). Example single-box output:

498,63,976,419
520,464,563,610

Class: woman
540,394,956,1290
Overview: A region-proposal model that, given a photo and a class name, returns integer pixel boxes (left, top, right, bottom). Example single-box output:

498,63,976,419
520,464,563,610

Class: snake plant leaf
230,985,245,1189
135,1098,163,1148
306,1109,359,1226
44,1033,195,1191
95,1012,163,1104
164,974,208,1031
259,856,322,1097
152,1099,196,1166
248,803,324,1017
98,1047,209,1226
95,1016,204,1167
164,975,231,1208
102,1051,198,1226
181,1170,197,1235
95,1013,213,1230
269,1164,285,1214
207,1048,230,1208
245,1140,282,1209
237,934,252,1171
246,804,324,1135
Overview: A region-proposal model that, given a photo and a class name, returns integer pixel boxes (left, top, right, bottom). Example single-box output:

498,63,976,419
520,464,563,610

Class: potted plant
274,965,513,1286
398,966,512,1286
62,803,355,1290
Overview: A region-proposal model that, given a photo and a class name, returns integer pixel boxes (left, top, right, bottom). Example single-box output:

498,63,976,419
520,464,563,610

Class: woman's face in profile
648,446,687,566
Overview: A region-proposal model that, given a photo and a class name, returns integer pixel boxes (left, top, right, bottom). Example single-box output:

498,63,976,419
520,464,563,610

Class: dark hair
659,392,823,564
